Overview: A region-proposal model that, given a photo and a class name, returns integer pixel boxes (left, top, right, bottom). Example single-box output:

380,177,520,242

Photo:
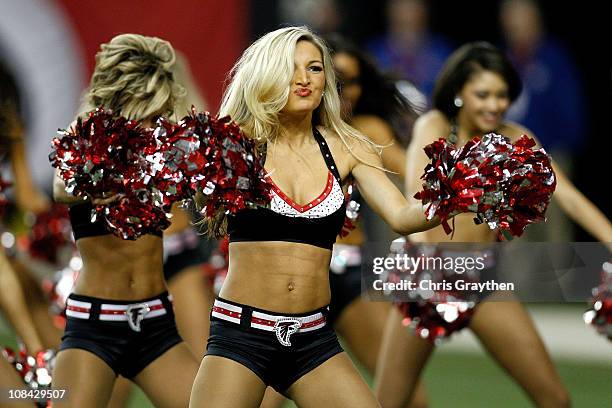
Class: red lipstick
295,88,312,97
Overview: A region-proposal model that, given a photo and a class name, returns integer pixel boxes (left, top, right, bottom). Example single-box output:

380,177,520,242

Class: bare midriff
221,241,333,313
72,234,165,300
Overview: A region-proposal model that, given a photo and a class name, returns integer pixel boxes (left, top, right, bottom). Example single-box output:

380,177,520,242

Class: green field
120,350,611,408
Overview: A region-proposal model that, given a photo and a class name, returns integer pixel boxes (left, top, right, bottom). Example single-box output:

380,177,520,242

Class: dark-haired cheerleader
375,42,612,408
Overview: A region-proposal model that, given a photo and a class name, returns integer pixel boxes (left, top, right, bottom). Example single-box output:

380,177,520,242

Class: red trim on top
270,171,334,213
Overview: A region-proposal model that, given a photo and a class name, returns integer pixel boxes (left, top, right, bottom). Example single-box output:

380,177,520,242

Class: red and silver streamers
388,238,479,345
584,261,612,341
50,108,174,240
17,204,74,265
397,302,476,345
2,346,55,391
414,133,556,240
50,108,271,239
149,115,205,204
153,109,272,218
50,108,153,198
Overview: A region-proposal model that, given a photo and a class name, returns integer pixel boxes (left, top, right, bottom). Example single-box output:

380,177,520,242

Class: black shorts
163,228,214,282
206,297,343,394
59,292,182,378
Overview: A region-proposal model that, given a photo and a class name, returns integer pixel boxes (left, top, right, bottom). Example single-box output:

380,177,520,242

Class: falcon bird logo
274,318,301,346
126,303,151,332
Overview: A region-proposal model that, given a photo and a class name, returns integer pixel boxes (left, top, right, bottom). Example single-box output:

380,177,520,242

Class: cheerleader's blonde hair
219,26,378,154
80,33,185,120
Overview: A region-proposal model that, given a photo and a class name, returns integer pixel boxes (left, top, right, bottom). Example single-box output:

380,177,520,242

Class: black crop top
227,128,346,250
68,201,162,240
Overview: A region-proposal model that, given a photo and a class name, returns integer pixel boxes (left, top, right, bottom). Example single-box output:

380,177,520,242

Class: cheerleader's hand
89,193,123,206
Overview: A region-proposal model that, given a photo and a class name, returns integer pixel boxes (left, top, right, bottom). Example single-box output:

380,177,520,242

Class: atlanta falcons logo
126,303,151,332
274,318,302,346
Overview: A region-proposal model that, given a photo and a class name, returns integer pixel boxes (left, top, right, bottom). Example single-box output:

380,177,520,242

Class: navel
287,282,295,291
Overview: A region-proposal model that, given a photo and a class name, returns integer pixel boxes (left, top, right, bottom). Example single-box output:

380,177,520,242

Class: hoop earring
453,96,463,108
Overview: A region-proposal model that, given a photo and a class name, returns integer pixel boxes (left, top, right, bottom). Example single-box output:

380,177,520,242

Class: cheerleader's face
282,40,326,116
333,52,362,120
458,70,510,133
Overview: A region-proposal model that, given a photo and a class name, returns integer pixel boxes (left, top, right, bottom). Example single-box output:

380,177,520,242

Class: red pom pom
17,204,74,265
1,345,55,391
152,109,273,218
49,108,153,198
50,108,273,239
50,108,179,240
414,133,556,239
397,301,475,345
584,261,612,341
388,239,481,344
99,193,171,240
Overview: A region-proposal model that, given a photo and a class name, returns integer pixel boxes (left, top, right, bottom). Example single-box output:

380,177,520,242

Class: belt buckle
125,303,151,332
274,317,301,347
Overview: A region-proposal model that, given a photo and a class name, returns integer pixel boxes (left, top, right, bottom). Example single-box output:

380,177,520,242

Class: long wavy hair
219,26,375,149
205,26,379,237
79,34,185,121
